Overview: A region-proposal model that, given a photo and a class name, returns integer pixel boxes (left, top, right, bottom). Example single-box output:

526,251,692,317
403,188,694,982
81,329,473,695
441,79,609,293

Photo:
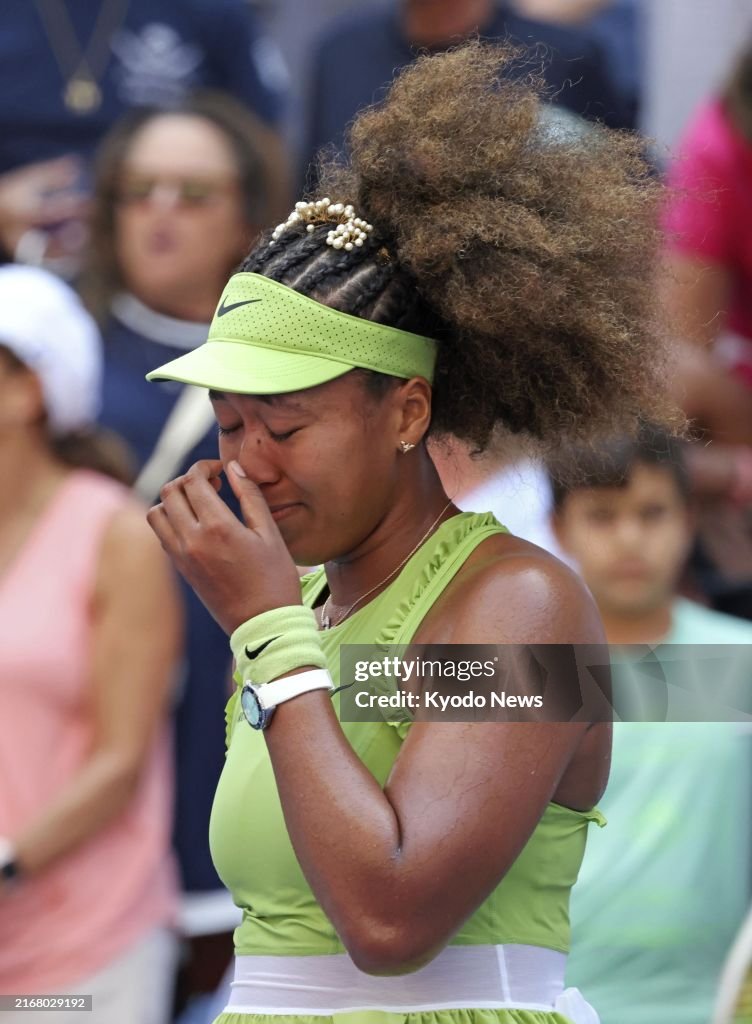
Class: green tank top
209,511,604,958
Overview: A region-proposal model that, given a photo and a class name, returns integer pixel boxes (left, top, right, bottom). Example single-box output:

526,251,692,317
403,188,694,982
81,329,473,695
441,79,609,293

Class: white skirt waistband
224,943,600,1020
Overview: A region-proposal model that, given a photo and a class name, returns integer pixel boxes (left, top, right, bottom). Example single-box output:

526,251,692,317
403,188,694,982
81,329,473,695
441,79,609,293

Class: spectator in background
0,0,288,269
511,0,640,126
663,39,752,389
301,0,630,186
549,426,752,1024
0,266,181,1024
78,93,289,1013
661,40,752,618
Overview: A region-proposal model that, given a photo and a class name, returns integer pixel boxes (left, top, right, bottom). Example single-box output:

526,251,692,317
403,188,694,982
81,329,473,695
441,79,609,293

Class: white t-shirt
457,459,572,565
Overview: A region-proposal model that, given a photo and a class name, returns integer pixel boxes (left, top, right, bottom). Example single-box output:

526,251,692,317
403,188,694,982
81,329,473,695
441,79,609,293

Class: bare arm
264,554,606,973
8,502,182,879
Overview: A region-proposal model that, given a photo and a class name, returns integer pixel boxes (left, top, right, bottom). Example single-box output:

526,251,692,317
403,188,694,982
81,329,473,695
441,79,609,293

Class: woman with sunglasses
147,44,673,1024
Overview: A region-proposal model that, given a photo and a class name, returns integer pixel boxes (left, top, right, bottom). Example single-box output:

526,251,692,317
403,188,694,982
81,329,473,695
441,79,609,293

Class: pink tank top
0,470,177,991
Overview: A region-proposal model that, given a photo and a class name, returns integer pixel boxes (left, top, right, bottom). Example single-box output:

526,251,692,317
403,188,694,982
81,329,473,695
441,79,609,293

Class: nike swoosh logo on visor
217,297,262,317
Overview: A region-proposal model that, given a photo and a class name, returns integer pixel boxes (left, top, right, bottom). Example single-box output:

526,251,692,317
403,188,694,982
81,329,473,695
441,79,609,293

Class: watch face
241,684,263,729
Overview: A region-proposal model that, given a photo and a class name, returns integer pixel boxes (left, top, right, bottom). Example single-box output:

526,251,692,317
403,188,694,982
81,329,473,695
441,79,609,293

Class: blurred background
1,2,752,1023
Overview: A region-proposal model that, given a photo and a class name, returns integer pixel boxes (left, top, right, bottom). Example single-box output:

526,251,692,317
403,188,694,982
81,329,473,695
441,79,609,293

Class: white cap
0,265,101,435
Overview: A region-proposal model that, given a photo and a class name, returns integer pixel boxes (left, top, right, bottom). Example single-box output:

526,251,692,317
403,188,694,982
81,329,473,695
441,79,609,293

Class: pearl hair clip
269,197,374,252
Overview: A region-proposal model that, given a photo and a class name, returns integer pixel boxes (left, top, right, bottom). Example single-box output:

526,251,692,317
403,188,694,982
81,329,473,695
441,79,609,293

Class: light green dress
209,512,605,1024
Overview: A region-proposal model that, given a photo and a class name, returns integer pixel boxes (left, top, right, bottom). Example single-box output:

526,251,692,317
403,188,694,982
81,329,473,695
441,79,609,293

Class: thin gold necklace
35,0,130,114
321,498,454,630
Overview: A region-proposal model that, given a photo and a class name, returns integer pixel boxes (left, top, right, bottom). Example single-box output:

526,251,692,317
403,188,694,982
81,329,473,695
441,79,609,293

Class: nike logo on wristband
217,296,262,317
245,636,280,661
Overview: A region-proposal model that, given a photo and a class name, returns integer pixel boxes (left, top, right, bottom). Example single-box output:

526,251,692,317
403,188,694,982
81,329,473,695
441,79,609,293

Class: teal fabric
567,599,752,1024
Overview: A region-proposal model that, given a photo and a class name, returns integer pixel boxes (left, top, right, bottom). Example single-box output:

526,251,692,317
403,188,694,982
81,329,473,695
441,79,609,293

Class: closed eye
216,423,302,441
268,427,300,443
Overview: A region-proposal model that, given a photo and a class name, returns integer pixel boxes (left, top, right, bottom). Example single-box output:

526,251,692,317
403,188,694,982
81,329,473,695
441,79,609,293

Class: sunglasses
116,175,238,207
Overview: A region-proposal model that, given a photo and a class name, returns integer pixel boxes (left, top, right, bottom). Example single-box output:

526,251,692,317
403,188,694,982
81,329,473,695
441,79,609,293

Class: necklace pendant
322,613,331,630
65,76,101,114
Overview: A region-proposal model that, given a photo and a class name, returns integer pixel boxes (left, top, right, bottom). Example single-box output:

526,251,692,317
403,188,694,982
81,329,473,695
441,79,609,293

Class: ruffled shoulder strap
300,512,509,645
374,511,508,647
355,512,509,739
300,513,508,638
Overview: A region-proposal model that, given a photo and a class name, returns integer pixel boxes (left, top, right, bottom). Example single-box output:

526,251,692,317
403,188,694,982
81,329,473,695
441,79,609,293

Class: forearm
11,748,143,877
264,692,441,971
263,677,575,972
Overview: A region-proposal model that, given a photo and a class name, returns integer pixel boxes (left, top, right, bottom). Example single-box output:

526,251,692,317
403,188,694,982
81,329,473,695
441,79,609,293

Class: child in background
549,425,752,1024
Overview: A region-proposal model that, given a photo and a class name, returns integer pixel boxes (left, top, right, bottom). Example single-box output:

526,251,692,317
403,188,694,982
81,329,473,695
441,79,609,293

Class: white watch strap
256,669,334,712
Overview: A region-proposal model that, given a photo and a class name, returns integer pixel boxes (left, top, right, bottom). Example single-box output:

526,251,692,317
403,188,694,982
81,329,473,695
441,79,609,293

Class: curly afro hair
243,41,677,453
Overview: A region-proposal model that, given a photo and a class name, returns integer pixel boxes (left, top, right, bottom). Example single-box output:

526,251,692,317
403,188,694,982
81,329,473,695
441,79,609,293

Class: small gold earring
399,441,416,454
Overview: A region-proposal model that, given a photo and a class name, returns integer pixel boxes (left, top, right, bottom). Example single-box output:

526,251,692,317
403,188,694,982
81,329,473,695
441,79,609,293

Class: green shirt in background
567,598,752,1024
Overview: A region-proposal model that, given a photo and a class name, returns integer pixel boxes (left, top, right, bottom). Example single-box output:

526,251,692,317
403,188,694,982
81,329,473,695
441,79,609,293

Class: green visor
146,273,437,394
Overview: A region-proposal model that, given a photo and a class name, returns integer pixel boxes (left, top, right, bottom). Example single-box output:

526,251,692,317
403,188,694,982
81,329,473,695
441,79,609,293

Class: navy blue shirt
302,2,631,186
0,0,286,173
98,300,238,892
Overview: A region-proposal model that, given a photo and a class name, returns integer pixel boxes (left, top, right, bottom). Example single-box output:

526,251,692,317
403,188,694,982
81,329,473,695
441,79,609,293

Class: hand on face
147,458,303,634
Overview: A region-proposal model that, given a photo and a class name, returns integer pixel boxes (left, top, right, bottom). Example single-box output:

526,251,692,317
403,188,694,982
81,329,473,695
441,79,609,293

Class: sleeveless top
209,511,604,959
0,470,177,991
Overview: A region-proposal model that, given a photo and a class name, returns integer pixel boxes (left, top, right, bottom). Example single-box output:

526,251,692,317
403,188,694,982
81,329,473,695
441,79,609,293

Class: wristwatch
241,669,334,730
0,837,20,887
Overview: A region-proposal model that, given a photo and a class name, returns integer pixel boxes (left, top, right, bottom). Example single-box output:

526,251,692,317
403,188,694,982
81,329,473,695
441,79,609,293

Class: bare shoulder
414,532,603,646
413,532,611,808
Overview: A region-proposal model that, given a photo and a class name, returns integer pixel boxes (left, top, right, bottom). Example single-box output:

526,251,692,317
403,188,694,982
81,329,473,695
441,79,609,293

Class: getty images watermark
352,654,544,712
337,643,752,724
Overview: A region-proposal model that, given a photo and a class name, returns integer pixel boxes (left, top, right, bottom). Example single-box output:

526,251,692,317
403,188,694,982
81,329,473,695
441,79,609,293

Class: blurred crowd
1,2,752,1023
